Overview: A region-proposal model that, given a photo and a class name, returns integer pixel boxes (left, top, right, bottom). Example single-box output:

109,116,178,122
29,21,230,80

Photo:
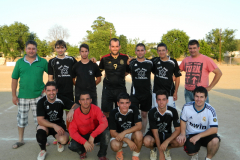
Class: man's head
25,40,38,58
117,92,131,114
155,90,169,109
79,92,92,109
188,40,200,58
135,43,146,59
157,43,168,59
79,44,89,60
193,86,208,107
45,81,58,101
109,38,121,56
55,40,67,57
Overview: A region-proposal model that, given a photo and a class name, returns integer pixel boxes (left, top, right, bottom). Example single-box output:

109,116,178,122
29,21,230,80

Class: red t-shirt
69,104,108,145
179,54,218,91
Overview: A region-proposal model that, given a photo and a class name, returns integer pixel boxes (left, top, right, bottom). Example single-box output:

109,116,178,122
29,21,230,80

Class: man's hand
190,134,201,145
84,141,94,152
88,135,95,146
53,124,65,136
205,86,212,92
12,95,19,105
116,132,126,141
173,92,178,101
127,58,133,65
67,109,74,122
90,57,97,63
126,140,137,151
160,140,169,151
177,134,186,145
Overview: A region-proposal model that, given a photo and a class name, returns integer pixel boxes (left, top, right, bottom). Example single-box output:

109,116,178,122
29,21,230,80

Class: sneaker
57,143,64,152
53,139,57,145
37,150,47,160
116,150,123,160
80,152,87,159
150,149,157,160
164,149,171,160
122,142,128,148
191,153,198,160
132,156,139,160
98,157,109,160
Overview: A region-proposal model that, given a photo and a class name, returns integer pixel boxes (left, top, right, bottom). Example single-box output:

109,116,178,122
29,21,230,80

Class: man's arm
72,78,76,85
177,120,187,145
67,103,80,122
206,68,222,91
161,127,180,151
12,78,19,105
115,122,142,141
173,76,180,101
190,127,218,145
152,129,163,156
95,76,101,85
48,75,54,81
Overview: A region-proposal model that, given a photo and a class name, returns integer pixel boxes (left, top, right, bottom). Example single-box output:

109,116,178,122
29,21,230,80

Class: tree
119,35,128,54
67,45,79,57
35,38,52,57
161,29,189,58
47,24,70,41
237,39,240,51
198,39,212,57
145,42,157,58
127,38,141,58
206,28,237,60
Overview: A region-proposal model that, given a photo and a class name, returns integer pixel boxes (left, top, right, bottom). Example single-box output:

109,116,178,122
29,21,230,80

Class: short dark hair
117,92,130,102
79,91,91,99
193,86,208,98
55,40,67,49
109,38,120,46
188,39,199,47
155,90,169,99
157,43,167,50
45,81,57,90
79,43,89,51
26,40,37,48
135,43,146,50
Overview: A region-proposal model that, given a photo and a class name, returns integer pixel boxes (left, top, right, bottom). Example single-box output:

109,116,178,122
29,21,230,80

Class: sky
0,0,239,46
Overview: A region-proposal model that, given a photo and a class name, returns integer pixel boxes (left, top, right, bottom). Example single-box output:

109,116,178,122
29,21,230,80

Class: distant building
224,51,240,57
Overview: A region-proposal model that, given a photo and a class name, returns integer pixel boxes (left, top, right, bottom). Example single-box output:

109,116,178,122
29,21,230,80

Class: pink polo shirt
179,54,218,91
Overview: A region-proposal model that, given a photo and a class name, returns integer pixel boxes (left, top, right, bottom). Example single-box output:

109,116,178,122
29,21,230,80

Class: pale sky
0,0,239,46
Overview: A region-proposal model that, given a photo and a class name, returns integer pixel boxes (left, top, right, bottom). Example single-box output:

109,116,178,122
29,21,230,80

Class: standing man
152,43,182,108
68,92,109,160
179,39,222,103
143,90,182,160
72,43,102,106
177,86,220,160
99,38,129,120
109,93,143,160
129,43,153,134
36,81,79,160
11,40,48,149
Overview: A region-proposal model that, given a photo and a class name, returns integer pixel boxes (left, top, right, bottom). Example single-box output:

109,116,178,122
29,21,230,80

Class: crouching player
109,93,143,160
143,90,182,160
36,81,79,160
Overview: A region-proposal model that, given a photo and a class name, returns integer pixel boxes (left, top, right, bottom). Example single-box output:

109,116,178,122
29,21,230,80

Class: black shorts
58,93,74,101
130,94,152,112
101,87,127,112
145,131,172,147
37,123,68,138
184,134,221,154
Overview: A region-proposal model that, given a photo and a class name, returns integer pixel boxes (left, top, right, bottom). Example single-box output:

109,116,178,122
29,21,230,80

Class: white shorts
152,93,176,109
110,133,132,142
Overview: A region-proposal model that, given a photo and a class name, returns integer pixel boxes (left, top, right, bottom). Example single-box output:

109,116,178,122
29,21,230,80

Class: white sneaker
37,150,47,160
191,153,198,160
164,149,171,160
122,142,128,148
57,143,64,152
150,149,157,160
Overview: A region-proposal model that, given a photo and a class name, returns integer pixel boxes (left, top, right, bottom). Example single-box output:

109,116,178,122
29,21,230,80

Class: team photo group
11,38,222,160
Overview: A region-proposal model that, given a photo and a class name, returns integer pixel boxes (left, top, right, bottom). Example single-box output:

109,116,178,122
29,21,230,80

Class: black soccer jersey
129,59,153,97
72,61,102,95
37,95,74,124
109,105,142,133
48,56,77,94
152,57,181,96
99,53,129,90
148,106,180,134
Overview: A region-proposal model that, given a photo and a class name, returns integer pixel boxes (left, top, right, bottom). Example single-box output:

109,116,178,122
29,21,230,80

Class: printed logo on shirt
134,68,147,79
213,118,217,122
47,105,49,109
185,62,203,88
58,65,70,77
156,66,168,79
157,122,168,132
108,61,112,63
134,64,137,66
202,117,206,122
157,61,161,64
47,110,59,121
189,122,206,129
119,118,122,121
89,70,93,75
189,116,193,119
121,121,132,130
120,59,124,65
56,61,59,65
157,117,160,121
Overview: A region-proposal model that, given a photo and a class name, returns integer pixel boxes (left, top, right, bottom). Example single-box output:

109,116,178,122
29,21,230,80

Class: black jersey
99,53,129,90
37,95,74,124
152,57,181,96
129,59,153,97
148,106,180,134
109,105,142,133
72,61,102,95
48,56,77,94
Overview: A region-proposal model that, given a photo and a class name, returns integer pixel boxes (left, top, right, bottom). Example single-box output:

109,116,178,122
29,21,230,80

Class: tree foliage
119,34,128,54
198,39,211,57
47,24,70,42
145,42,157,58
67,45,79,57
161,29,189,58
35,38,52,57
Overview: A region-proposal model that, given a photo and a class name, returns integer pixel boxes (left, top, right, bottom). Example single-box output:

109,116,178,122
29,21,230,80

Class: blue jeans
184,89,209,103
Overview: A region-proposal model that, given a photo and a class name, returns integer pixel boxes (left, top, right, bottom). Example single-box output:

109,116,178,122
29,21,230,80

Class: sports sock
36,129,47,151
205,158,211,160
132,151,140,157
118,149,122,152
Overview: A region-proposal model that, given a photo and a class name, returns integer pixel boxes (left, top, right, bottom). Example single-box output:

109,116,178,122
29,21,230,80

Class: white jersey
180,101,218,135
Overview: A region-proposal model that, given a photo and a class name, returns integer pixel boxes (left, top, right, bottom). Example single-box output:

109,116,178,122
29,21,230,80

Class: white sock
132,151,140,157
206,158,211,160
118,149,122,152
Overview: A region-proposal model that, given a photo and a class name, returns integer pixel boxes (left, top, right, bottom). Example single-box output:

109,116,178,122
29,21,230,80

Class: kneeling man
177,86,220,160
109,92,143,160
36,81,79,160
143,90,182,160
68,92,109,160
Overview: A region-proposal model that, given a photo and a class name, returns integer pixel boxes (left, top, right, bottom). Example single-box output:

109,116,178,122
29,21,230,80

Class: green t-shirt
12,54,48,98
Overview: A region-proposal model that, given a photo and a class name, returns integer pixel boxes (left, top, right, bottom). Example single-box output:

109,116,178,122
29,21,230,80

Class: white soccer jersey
180,102,218,135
